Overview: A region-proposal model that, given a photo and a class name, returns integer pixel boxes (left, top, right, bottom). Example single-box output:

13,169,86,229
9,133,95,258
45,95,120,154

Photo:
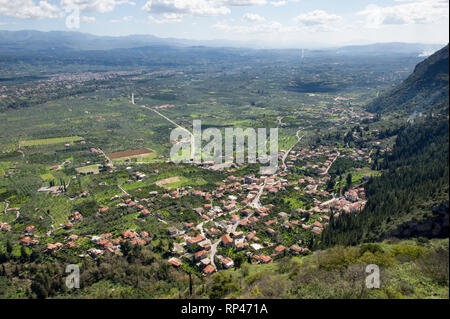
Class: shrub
359,243,384,255
369,284,404,299
259,277,289,298
209,271,239,299
390,244,426,261
417,246,449,285
277,257,298,274
358,251,396,267
246,273,289,298
416,237,430,245
316,246,360,270
245,270,267,286
250,285,261,297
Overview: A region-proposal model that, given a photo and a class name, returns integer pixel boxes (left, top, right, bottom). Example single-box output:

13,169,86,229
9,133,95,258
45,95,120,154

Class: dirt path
324,150,340,175
118,184,129,196
282,129,306,172
98,147,113,166
0,201,9,215
43,209,55,236
141,105,195,160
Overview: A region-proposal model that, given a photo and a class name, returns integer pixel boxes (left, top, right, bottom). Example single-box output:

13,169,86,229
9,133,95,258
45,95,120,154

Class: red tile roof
221,234,233,245
203,264,216,275
274,245,286,253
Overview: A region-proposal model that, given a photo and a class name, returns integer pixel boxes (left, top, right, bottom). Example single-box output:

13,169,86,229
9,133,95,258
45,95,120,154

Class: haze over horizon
0,0,449,48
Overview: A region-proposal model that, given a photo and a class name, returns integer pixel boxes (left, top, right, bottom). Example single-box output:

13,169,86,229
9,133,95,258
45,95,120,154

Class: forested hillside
321,45,449,247
321,117,449,246
367,44,449,115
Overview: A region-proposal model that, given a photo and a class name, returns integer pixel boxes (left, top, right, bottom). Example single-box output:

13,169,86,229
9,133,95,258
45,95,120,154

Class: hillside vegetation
320,45,449,247
367,44,449,115
206,238,449,299
321,117,449,246
0,237,447,299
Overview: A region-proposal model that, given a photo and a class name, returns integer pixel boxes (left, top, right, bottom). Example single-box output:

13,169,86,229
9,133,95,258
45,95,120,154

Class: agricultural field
75,164,100,175
19,136,83,147
108,148,154,160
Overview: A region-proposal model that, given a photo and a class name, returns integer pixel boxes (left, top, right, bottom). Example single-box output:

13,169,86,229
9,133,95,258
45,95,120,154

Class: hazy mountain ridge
332,42,443,56
0,30,259,52
0,30,445,54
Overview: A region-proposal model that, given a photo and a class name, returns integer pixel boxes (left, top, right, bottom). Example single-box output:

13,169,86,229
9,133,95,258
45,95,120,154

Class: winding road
208,208,247,268
249,178,268,210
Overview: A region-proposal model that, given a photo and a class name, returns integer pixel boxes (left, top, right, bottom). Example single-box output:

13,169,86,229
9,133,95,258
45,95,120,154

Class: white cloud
270,1,287,7
110,15,133,22
142,0,270,23
0,0,61,19
81,15,96,22
358,0,449,28
60,0,135,13
294,10,343,27
213,20,293,34
221,0,266,6
269,0,300,6
0,0,136,19
242,13,265,22
142,0,230,17
148,12,184,23
121,0,135,5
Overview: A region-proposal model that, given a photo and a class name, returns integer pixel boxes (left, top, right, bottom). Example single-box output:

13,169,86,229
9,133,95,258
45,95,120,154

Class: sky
0,0,449,48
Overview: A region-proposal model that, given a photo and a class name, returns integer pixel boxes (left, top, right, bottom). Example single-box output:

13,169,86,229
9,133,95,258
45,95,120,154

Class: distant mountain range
331,42,444,57
0,30,184,52
0,30,262,52
0,30,445,56
367,44,449,114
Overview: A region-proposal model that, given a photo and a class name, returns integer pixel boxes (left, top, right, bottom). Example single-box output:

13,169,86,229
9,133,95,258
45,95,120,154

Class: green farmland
20,136,84,147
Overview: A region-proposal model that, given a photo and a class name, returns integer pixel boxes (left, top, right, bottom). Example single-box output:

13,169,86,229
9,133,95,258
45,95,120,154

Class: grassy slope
206,238,448,299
